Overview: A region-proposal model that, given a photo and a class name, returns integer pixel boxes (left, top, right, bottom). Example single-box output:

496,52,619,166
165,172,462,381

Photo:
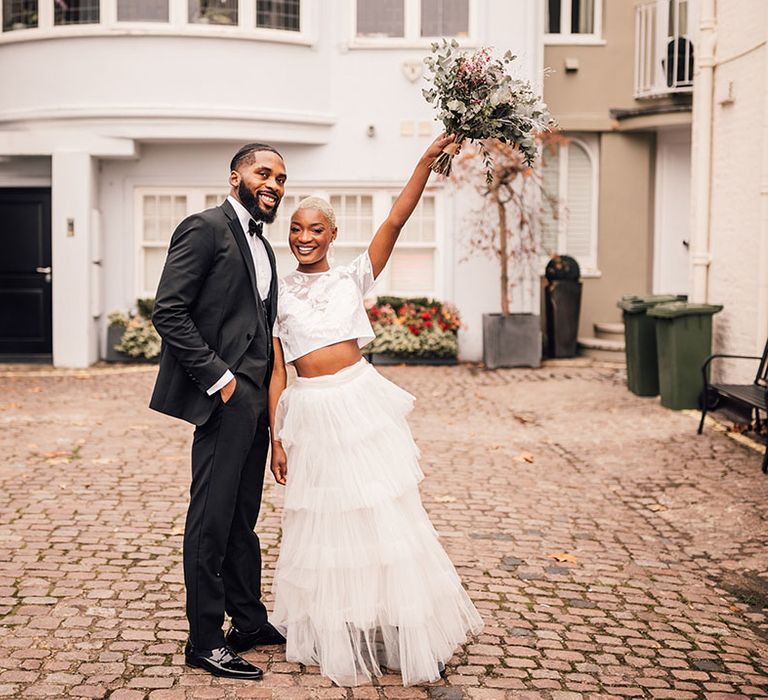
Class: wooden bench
698,339,768,474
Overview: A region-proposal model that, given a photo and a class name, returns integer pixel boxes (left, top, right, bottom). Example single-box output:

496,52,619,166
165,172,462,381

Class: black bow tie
248,220,264,238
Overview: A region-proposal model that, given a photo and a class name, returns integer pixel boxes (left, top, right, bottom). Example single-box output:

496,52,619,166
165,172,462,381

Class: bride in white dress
267,134,483,687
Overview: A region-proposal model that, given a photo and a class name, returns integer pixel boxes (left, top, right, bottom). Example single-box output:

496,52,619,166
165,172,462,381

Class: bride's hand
271,442,288,485
422,133,456,165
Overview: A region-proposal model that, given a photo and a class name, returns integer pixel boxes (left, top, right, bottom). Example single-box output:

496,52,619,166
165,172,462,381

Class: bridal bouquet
423,40,554,181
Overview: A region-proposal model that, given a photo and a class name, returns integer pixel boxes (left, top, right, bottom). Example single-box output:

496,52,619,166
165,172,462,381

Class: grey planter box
104,324,158,363
482,313,542,369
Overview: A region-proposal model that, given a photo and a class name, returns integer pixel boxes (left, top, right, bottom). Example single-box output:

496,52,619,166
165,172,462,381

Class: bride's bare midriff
292,339,363,378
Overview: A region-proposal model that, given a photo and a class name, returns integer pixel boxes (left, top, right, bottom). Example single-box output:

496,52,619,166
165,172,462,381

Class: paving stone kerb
0,363,766,700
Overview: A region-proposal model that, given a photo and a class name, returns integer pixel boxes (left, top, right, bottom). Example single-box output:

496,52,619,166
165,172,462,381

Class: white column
688,0,716,303
51,152,98,367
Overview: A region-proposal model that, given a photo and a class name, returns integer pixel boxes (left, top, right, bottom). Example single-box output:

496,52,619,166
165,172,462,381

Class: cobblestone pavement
0,362,767,700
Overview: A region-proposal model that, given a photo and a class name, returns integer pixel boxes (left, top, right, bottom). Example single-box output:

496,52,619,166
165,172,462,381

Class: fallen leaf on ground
435,495,457,503
647,504,668,512
728,423,750,434
514,452,535,464
514,414,535,425
43,450,71,458
548,552,578,564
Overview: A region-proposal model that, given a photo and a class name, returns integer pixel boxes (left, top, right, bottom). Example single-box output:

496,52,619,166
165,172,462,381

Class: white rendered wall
0,0,542,363
699,0,768,381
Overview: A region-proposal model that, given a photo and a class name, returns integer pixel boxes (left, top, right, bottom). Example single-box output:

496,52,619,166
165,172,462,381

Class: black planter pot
482,313,541,369
545,280,582,358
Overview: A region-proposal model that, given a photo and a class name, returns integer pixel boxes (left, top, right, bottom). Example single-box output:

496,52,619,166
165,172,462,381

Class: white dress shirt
206,195,274,396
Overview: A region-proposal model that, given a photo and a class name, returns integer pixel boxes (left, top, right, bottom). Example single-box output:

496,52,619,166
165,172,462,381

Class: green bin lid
647,301,724,319
617,294,685,314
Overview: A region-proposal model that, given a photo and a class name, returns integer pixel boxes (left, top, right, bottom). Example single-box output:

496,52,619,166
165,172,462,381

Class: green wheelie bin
647,301,723,410
617,294,684,396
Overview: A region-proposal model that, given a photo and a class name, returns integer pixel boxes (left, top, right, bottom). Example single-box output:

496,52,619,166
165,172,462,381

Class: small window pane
398,196,436,243
389,249,435,294
356,0,404,38
144,248,168,294
545,0,561,33
117,0,169,22
330,195,374,243
188,0,237,25
256,0,300,31
54,0,99,25
420,0,469,38
143,195,186,243
3,0,37,31
571,0,594,34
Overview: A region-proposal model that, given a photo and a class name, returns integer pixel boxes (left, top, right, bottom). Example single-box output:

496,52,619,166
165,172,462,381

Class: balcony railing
635,0,697,98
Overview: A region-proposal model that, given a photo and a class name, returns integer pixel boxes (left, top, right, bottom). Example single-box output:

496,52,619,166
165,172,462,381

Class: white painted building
0,0,543,367
689,0,768,381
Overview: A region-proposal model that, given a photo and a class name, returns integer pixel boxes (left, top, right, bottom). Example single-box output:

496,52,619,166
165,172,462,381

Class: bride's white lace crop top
274,252,377,364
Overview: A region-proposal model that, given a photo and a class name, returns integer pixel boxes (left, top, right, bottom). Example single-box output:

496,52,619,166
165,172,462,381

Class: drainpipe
757,12,768,349
689,0,716,303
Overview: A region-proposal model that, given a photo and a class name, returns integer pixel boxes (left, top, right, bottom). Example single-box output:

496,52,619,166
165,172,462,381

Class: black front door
0,188,52,357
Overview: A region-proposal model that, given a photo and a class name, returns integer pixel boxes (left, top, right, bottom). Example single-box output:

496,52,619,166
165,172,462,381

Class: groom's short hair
230,143,283,173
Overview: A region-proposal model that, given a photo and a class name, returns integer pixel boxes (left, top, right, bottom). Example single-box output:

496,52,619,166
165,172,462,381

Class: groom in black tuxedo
150,143,288,679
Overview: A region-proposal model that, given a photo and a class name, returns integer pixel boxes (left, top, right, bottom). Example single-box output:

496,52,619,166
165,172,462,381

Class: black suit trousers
183,374,270,649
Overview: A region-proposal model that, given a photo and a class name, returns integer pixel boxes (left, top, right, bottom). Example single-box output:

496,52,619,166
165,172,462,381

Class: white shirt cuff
207,369,234,396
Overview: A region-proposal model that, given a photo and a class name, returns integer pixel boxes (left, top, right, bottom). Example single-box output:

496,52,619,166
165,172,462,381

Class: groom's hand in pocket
220,377,237,404
271,442,288,485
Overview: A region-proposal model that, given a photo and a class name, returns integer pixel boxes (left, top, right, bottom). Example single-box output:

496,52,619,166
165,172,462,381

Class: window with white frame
356,0,469,40
1,0,309,39
54,0,100,25
545,0,601,39
256,0,300,31
117,0,168,22
540,136,599,272
2,0,37,31
136,188,441,299
188,0,237,25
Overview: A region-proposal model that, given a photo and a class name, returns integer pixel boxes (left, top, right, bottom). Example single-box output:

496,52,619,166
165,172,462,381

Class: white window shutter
540,150,560,255
564,142,594,263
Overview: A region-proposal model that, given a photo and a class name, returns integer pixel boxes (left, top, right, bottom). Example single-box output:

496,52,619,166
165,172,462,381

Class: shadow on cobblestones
0,363,766,699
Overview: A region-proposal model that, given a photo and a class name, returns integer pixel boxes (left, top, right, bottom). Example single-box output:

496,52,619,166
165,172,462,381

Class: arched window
540,135,599,273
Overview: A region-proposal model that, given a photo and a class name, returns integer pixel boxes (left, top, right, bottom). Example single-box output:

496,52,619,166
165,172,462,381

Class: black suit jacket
149,200,278,426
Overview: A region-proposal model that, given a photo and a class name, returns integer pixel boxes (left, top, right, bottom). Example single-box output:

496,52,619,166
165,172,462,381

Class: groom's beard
238,181,280,224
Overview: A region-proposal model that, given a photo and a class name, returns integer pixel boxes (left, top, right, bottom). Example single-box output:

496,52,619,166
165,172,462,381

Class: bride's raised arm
367,133,454,278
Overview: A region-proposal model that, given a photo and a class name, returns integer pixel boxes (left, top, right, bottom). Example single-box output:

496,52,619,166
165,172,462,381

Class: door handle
35,266,52,283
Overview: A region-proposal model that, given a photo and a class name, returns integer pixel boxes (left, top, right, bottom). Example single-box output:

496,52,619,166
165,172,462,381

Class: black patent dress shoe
438,662,447,678
226,622,286,652
184,642,263,679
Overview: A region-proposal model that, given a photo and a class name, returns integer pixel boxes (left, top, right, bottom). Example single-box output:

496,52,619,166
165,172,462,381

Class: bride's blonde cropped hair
293,196,337,229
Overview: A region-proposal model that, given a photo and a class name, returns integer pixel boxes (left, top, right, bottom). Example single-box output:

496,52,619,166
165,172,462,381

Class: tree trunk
496,196,510,316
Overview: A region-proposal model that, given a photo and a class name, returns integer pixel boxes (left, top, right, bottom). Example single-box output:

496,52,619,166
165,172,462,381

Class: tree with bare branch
453,133,566,316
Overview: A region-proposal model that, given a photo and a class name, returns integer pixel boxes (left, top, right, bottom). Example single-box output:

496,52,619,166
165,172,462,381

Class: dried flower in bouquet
423,39,554,181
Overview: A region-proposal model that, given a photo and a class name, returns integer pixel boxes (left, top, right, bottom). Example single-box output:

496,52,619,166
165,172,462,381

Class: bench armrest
701,354,764,394
701,353,761,372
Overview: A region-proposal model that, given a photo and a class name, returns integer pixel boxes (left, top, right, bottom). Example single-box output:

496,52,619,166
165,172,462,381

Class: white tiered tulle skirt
271,358,483,687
